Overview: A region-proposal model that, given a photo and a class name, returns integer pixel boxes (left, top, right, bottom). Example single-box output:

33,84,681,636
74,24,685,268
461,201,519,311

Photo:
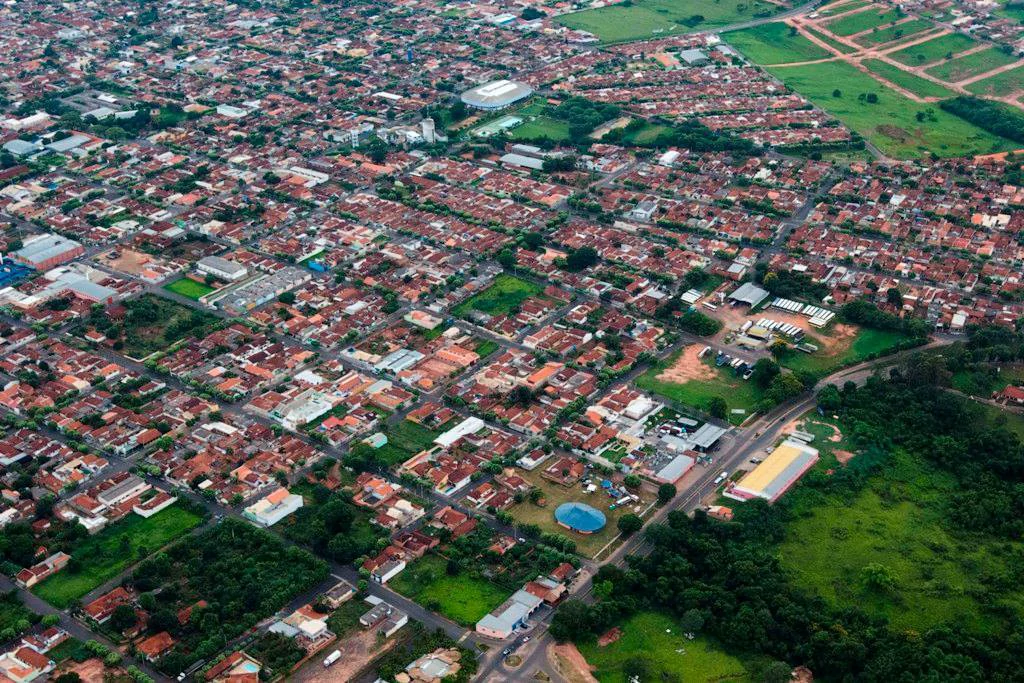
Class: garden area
33,505,205,608
163,277,216,300
452,274,544,319
577,611,748,683
388,554,508,626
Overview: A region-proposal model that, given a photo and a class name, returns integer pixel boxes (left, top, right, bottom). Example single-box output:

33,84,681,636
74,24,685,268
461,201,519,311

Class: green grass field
924,47,1018,82
967,65,1024,96
862,59,957,98
804,25,858,53
509,116,570,142
889,32,978,66
779,448,1024,633
826,7,905,36
636,349,763,425
0,593,35,634
388,555,507,626
765,60,1016,157
163,277,216,300
725,23,830,64
578,611,748,683
33,506,204,608
950,364,1024,396
554,0,781,43
819,0,872,16
853,19,933,46
375,419,446,466
779,327,909,376
453,274,544,318
120,294,219,359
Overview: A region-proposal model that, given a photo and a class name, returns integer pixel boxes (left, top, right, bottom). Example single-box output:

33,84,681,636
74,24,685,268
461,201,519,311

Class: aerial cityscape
0,0,1022,681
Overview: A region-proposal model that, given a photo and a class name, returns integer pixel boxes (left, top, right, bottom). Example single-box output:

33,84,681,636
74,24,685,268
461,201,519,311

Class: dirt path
843,14,926,43
550,643,598,683
955,58,1024,86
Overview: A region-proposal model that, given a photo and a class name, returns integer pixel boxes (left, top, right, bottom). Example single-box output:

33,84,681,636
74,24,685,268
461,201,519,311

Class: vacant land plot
967,65,1024,96
818,0,872,16
163,277,215,300
766,60,1016,157
121,294,219,359
804,25,858,53
555,0,781,43
578,611,748,683
375,419,446,466
780,326,908,376
825,7,905,36
780,448,1024,633
0,593,35,634
453,274,544,318
725,23,830,64
389,555,507,626
854,19,933,46
862,59,957,98
925,47,1018,82
33,506,204,608
637,348,763,424
889,32,977,66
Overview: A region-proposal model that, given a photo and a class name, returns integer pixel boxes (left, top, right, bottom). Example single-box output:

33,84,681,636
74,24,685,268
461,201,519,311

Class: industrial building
11,233,84,270
724,439,819,503
461,80,533,110
197,255,248,282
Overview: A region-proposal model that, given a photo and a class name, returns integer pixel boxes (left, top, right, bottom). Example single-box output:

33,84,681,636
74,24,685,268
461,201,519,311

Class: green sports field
163,277,216,300
555,0,781,43
725,23,830,64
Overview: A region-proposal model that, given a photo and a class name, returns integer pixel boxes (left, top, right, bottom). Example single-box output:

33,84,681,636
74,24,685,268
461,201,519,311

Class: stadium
460,79,533,110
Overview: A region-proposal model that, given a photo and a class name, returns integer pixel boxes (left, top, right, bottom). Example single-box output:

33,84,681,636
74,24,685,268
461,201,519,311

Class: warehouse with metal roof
461,80,533,110
724,439,819,503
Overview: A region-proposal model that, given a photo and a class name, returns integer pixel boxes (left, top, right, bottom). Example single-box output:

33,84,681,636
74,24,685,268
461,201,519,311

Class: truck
323,650,342,668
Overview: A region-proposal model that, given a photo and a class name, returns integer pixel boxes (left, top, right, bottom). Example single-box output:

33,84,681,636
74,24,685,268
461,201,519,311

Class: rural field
764,60,1016,157
555,0,782,43
453,274,544,318
779,446,1024,634
163,277,216,300
33,506,204,608
578,611,748,682
388,555,507,626
723,23,829,64
636,346,763,425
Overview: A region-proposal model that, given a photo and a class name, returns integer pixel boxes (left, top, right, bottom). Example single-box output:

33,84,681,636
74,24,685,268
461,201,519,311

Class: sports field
889,32,978,66
555,0,781,43
765,60,1016,157
724,23,830,64
163,277,216,300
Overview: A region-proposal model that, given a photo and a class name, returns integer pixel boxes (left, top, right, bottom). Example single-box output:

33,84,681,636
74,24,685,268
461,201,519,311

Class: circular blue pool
555,502,607,534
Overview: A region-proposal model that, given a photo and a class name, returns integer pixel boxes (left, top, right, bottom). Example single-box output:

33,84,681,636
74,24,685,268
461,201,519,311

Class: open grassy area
375,419,447,466
765,60,1016,157
578,611,748,683
724,23,830,64
889,32,978,66
804,25,858,53
453,274,544,318
825,7,905,36
554,0,781,43
818,0,872,17
636,350,763,425
121,293,219,359
163,277,216,300
779,326,908,377
33,506,204,608
388,555,507,626
779,447,1024,634
619,122,673,145
508,470,641,558
0,592,35,634
862,59,957,98
924,47,1019,82
950,364,1024,396
853,19,934,46
966,65,1024,97
509,116,571,142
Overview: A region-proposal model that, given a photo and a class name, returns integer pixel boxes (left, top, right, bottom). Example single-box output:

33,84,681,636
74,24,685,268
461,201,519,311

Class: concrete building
243,487,303,527
461,80,533,110
476,589,544,639
421,118,436,144
11,234,84,270
197,255,248,282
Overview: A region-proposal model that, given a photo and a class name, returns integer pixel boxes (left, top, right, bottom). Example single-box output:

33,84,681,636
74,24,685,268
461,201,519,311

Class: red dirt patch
597,627,622,646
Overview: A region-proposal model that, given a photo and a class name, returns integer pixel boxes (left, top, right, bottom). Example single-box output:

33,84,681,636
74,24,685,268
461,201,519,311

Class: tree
886,286,902,307
617,514,643,536
707,396,728,419
564,246,598,272
859,562,898,593
657,483,676,505
761,661,793,683
110,604,137,632
55,674,82,683
817,384,842,412
623,474,641,489
679,608,704,635
523,231,544,251
751,358,780,388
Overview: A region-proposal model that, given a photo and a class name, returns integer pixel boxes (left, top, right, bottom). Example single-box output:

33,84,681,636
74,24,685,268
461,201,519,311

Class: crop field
163,277,216,300
765,60,1016,157
779,448,1024,633
555,0,781,44
388,555,507,626
724,23,830,64
889,32,978,66
853,19,933,46
924,47,1018,82
862,59,957,98
578,611,748,683
825,7,905,36
453,274,544,318
966,65,1024,96
33,506,204,608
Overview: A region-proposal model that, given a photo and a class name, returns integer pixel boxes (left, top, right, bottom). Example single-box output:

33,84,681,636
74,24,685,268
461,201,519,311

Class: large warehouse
461,79,533,110
724,438,819,503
